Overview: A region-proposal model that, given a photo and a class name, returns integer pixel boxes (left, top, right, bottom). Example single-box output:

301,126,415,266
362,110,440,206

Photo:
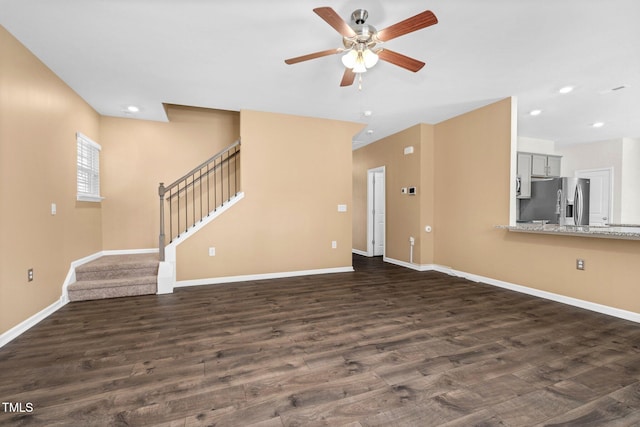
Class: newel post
158,182,166,261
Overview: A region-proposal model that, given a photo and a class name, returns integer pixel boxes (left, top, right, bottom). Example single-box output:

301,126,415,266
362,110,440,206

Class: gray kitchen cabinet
531,154,548,176
517,153,532,198
523,152,562,178
547,155,562,177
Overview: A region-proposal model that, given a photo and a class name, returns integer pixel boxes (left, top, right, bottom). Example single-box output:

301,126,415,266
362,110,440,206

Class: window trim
76,132,104,202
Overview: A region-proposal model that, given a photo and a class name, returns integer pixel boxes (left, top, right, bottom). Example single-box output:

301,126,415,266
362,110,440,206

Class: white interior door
576,168,612,225
367,167,385,257
373,171,385,256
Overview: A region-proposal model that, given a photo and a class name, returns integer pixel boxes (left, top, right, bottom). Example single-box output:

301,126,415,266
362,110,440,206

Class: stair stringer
158,191,245,294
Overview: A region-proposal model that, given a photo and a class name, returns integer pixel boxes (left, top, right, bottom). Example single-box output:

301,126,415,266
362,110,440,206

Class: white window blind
76,132,103,202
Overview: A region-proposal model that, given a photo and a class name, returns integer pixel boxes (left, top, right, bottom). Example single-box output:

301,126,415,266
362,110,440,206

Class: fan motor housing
343,9,377,48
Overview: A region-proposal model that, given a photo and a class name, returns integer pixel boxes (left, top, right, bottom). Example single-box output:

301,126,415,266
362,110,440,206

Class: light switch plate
337,204,347,212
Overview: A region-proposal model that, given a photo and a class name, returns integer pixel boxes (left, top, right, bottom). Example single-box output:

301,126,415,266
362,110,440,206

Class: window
76,132,103,202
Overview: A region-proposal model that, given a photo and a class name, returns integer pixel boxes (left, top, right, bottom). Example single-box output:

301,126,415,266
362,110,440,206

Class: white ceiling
1,0,639,149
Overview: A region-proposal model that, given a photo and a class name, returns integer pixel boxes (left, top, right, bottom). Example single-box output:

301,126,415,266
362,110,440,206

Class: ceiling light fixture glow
127,105,140,113
529,109,542,116
342,46,378,74
558,86,574,94
362,48,379,68
592,122,604,128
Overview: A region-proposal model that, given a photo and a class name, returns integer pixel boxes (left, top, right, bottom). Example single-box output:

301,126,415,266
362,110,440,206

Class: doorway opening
367,166,386,257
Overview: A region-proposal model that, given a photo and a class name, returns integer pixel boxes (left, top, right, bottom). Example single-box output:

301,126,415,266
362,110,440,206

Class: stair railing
158,140,240,261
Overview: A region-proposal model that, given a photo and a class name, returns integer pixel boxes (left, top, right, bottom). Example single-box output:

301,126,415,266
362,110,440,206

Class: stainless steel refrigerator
518,177,590,225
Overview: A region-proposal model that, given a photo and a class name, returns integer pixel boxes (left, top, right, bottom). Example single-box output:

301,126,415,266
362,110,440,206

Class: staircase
68,253,159,302
67,140,241,301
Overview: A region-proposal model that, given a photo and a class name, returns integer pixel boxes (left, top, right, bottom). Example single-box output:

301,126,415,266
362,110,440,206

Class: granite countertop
496,223,640,240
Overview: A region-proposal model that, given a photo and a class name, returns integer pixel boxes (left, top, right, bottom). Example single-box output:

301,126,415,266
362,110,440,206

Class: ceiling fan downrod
351,9,368,25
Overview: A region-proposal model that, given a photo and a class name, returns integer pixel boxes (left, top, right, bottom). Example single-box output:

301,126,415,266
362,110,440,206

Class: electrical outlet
576,259,585,270
28,268,34,282
208,247,216,257
331,241,337,249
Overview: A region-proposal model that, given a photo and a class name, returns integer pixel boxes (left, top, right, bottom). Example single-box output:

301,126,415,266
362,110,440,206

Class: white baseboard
0,297,66,348
352,248,368,257
441,267,640,324
383,256,450,273
175,266,354,288
381,256,640,324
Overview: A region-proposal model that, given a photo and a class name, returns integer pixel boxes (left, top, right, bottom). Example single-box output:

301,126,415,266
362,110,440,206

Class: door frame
367,166,386,257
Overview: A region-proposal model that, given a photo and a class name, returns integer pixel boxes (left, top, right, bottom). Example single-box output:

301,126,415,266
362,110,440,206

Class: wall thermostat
408,187,417,195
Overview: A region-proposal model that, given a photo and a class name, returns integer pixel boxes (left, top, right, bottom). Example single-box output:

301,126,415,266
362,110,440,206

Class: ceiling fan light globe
352,61,367,73
341,50,358,68
363,49,379,68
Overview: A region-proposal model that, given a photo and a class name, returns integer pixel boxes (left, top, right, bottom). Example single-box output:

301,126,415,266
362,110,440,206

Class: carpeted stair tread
76,254,158,273
76,267,158,281
67,284,156,301
69,275,158,291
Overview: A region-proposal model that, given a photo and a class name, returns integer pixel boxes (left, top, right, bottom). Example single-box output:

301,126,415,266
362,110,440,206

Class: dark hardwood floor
1,255,640,426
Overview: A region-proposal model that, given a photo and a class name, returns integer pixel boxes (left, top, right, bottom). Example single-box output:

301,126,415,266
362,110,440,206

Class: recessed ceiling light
558,86,574,94
529,109,542,116
366,129,374,135
592,122,604,128
363,110,373,117
126,105,140,113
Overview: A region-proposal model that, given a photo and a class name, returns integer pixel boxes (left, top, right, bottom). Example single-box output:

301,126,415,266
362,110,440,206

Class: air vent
599,85,628,95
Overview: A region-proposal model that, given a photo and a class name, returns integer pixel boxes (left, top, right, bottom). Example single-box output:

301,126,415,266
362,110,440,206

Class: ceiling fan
285,7,438,87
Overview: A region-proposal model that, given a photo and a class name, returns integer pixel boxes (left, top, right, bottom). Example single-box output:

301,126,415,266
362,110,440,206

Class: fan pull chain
358,74,363,91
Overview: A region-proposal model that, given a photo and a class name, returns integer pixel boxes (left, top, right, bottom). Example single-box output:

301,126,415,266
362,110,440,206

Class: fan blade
376,10,438,42
340,68,356,87
313,7,356,38
285,48,342,65
378,49,425,72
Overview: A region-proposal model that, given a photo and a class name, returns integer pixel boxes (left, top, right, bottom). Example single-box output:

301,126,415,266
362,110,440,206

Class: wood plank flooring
1,255,640,426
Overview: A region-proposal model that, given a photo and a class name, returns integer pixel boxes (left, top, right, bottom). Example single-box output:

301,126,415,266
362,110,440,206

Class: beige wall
354,98,640,314
433,98,513,274
176,110,362,280
0,26,102,333
99,105,239,250
352,124,435,265
419,124,436,264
